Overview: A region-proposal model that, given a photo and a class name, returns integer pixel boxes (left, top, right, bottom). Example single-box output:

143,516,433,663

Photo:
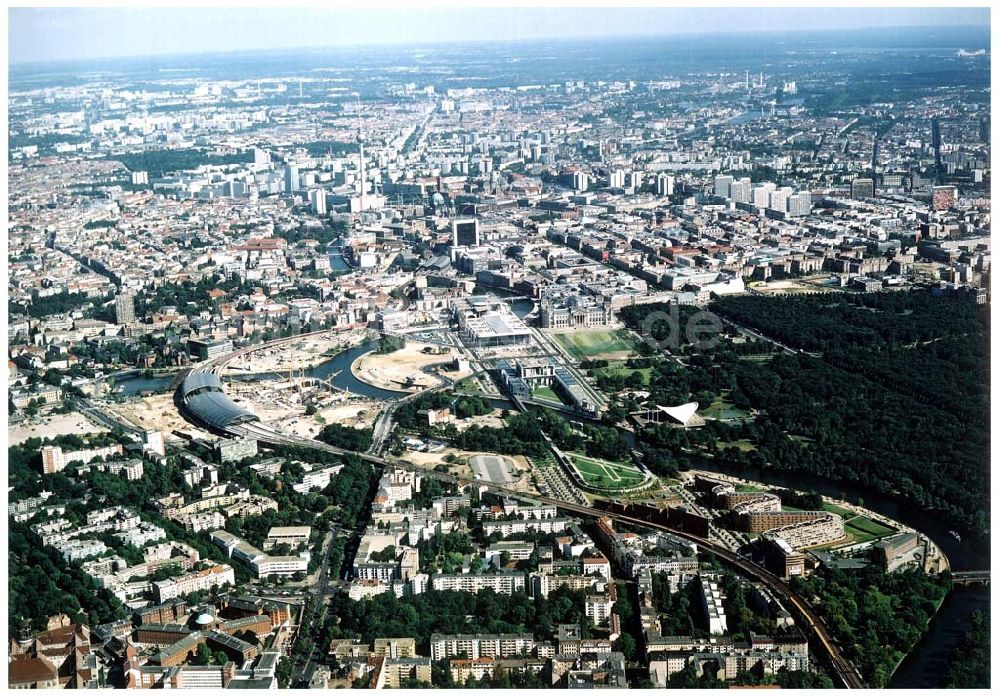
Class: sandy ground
400,447,536,493
224,380,304,422
352,342,458,392
748,275,840,295
452,409,508,431
272,399,382,440
225,329,369,376
113,394,214,440
9,411,109,445
225,376,383,440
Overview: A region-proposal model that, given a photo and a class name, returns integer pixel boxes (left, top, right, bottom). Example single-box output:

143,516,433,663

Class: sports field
554,330,634,360
568,452,647,490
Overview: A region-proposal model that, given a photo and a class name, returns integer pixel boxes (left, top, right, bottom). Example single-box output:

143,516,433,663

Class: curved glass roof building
180,372,259,430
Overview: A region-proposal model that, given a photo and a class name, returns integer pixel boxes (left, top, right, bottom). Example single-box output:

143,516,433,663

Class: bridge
173,361,866,688
168,324,885,689
952,570,990,586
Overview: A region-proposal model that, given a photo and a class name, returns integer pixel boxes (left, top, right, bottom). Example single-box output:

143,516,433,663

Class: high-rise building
572,171,589,192
713,175,733,198
143,429,166,457
752,183,776,209
729,178,752,204
768,187,793,213
284,165,299,193
115,291,136,325
931,117,942,183
452,218,480,247
655,174,674,196
787,192,812,217
608,170,626,189
850,178,875,200
309,189,327,215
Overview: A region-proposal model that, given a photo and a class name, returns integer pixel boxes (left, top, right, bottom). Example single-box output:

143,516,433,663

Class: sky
8,6,992,65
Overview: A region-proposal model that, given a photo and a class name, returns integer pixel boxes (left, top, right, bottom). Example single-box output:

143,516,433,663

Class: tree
195,643,212,666
614,633,637,661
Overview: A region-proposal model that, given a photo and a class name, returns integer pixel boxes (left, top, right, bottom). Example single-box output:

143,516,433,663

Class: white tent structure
656,402,705,427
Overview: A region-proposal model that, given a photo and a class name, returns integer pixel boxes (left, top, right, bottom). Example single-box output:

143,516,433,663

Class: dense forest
618,292,990,537
9,522,129,637
393,391,493,431
318,423,373,452
791,566,950,687
944,609,990,688
109,148,255,178
9,289,102,319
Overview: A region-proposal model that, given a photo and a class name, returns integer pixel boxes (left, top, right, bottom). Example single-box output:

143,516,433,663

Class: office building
713,175,733,198
655,174,674,196
452,218,480,247
851,178,875,200
115,291,136,325
309,188,327,215
284,165,299,193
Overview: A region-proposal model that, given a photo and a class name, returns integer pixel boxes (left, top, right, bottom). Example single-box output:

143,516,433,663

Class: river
114,341,407,401
114,340,517,411
889,586,990,688
674,457,988,572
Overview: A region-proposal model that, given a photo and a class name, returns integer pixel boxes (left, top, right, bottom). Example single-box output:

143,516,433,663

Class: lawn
554,330,635,360
568,452,647,490
532,384,565,403
594,361,653,384
845,516,895,538
701,393,750,421
822,502,855,518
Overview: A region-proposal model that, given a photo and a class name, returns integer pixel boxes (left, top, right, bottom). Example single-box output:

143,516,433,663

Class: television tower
932,117,942,184
356,94,365,216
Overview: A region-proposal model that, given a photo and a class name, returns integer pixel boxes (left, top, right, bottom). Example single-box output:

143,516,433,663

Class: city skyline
6,5,991,690
9,6,991,65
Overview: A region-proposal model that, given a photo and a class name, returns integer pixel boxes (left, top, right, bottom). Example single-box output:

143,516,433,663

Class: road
176,342,866,689
217,417,867,688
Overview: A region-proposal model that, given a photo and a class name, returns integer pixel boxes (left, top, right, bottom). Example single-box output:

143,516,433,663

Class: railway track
175,339,867,689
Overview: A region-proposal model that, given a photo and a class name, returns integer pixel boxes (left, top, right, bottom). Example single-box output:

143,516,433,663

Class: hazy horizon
9,7,991,66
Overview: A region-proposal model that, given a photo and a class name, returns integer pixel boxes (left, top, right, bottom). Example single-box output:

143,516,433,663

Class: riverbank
350,342,453,393
226,329,369,376
889,585,990,688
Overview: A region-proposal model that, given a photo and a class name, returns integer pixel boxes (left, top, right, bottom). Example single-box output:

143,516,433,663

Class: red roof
8,655,58,686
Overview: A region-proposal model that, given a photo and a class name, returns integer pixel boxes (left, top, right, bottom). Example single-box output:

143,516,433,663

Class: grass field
593,361,653,384
701,393,750,421
822,502,855,518
568,452,647,490
844,516,896,541
554,330,635,360
532,384,565,403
